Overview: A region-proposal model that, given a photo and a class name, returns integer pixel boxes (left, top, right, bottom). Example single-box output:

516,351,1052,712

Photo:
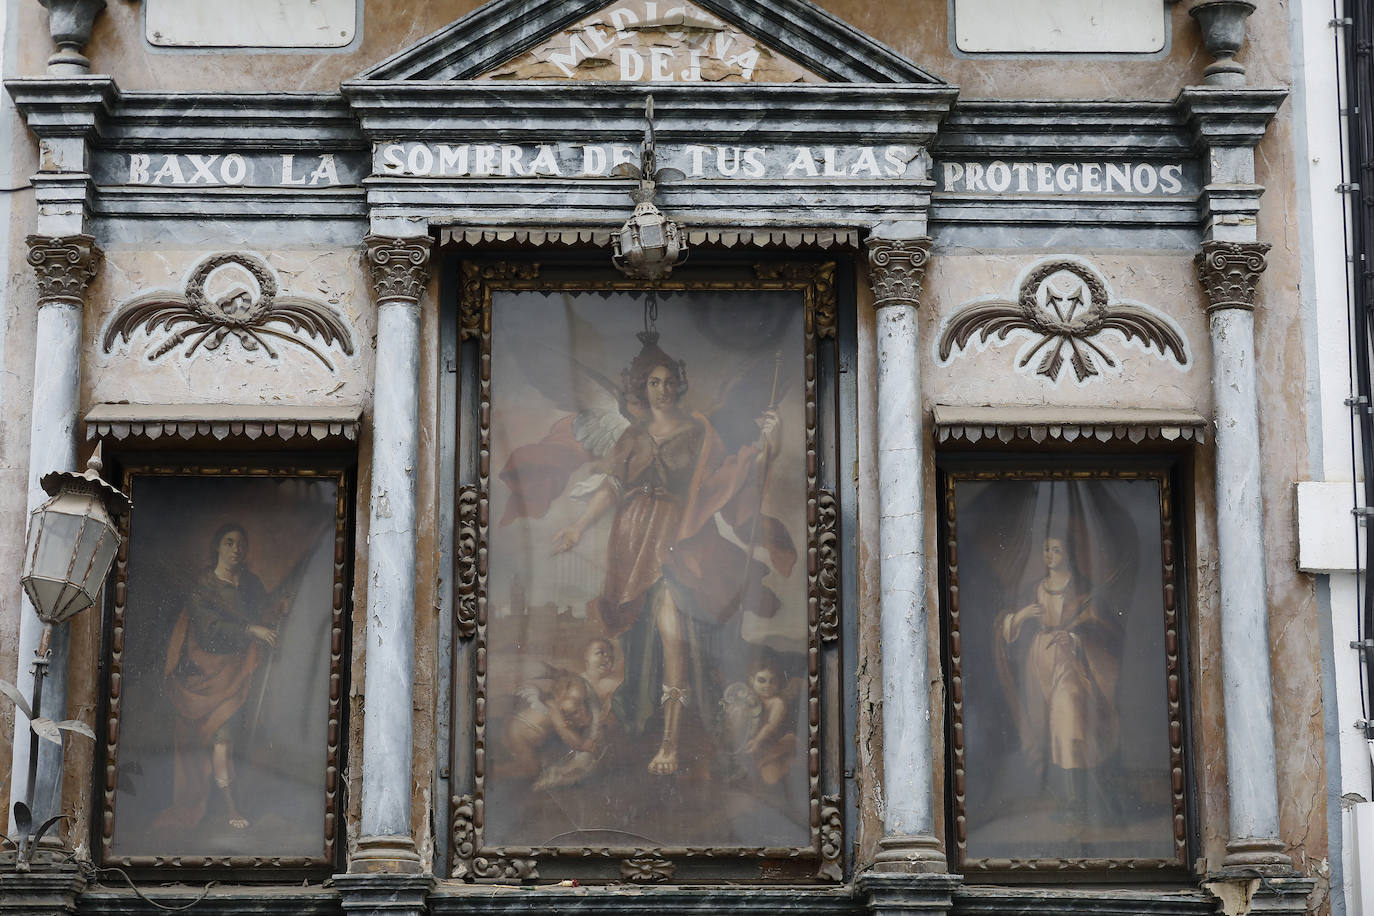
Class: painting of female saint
482,289,813,853
944,471,1184,867
104,471,346,863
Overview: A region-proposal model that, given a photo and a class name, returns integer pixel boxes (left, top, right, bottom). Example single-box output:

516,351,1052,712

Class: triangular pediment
356,0,944,84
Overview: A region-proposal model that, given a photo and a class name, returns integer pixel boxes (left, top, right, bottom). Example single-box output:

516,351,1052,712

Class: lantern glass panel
30,507,84,585
639,222,665,248
84,527,119,599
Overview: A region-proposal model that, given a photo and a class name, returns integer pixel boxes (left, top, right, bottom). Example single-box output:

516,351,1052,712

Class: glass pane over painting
483,288,812,852
107,474,341,860
948,473,1179,864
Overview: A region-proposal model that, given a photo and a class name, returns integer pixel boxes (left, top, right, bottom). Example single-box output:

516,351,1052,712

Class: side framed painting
448,260,846,883
98,462,351,870
938,462,1193,875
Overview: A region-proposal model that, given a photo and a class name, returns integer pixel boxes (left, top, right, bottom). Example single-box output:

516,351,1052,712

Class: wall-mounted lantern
21,443,130,626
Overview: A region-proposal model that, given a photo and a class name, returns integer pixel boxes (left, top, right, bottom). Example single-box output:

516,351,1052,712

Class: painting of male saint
483,289,812,852
946,472,1182,865
105,472,344,862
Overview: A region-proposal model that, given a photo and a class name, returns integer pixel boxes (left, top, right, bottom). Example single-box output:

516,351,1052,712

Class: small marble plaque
953,0,1167,54
145,0,357,49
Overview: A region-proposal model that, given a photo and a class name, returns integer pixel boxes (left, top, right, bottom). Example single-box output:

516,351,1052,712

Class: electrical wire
1339,0,1374,737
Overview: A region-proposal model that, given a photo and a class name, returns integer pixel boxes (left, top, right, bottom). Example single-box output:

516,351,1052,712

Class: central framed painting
451,261,844,883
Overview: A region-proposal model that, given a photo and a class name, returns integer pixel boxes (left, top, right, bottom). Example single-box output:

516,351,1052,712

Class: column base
1203,874,1314,916
1221,837,1293,873
334,872,433,916
349,835,424,875
868,835,948,874
0,862,86,915
856,872,961,916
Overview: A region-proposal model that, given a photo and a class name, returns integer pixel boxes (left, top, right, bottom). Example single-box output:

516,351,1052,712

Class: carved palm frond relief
103,252,354,370
937,260,1187,384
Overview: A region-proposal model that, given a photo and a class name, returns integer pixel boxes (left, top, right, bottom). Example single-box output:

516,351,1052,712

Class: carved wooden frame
98,463,351,871
450,260,843,883
938,465,1190,876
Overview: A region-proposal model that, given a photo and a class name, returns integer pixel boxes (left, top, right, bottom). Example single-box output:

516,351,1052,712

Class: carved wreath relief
104,252,354,370
938,260,1187,384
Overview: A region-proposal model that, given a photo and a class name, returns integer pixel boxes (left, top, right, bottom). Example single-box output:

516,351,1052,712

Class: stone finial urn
36,0,107,75
1189,0,1257,86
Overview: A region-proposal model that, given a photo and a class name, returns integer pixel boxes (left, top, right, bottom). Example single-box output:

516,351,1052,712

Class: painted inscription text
375,141,923,180
939,160,1188,196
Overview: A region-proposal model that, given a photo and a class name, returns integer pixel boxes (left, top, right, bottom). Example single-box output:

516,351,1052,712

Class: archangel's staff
739,350,784,606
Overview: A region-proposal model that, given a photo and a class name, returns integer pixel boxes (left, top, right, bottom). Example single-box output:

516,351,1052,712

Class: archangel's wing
1098,306,1188,366
516,293,626,416
265,295,355,355
102,290,198,351
937,299,1039,360
571,408,630,459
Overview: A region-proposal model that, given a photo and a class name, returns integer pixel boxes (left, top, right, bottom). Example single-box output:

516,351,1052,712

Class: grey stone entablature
355,0,944,84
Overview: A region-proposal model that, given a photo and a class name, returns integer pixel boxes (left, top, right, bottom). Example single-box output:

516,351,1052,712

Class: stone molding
1196,240,1270,312
26,234,101,308
857,872,962,915
334,872,434,915
365,235,433,306
866,236,932,310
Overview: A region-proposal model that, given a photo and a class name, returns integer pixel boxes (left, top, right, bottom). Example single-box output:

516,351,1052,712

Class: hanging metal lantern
20,444,131,625
613,187,688,280
612,96,688,281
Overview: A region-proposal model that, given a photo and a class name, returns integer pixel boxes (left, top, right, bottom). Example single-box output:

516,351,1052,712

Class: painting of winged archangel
107,473,341,860
484,289,812,850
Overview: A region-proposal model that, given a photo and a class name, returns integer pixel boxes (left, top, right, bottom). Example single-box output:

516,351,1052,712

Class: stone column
350,235,432,879
9,234,101,838
1195,241,1291,871
860,235,950,873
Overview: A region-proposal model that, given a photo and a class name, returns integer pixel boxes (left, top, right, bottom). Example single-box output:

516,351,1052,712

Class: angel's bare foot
220,785,249,829
648,744,678,775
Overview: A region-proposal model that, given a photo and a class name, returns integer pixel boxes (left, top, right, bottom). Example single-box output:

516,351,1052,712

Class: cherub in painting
721,657,799,786
504,674,604,791
502,326,796,777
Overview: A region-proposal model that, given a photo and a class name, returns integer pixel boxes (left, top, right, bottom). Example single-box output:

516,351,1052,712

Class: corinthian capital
364,235,433,306
26,234,101,308
1196,240,1270,312
866,236,933,310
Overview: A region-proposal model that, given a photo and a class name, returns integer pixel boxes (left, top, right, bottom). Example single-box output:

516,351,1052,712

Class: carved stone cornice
364,235,433,306
866,236,932,310
1196,240,1270,312
26,234,101,308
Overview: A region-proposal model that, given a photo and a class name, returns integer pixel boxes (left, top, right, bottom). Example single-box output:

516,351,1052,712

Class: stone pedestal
857,873,960,916
1203,874,1314,916
0,864,86,916
334,873,433,916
